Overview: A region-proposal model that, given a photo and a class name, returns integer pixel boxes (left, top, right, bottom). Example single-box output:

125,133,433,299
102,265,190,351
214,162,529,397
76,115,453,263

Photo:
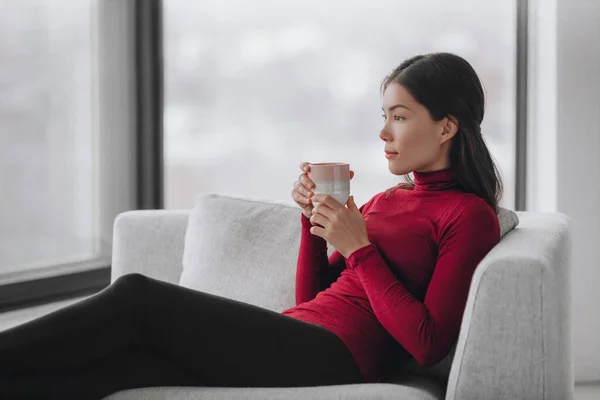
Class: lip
385,151,398,158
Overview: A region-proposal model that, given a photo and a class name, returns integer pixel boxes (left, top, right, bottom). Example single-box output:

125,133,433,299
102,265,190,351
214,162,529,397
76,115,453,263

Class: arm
295,213,345,305
295,195,380,305
348,201,500,366
112,210,190,285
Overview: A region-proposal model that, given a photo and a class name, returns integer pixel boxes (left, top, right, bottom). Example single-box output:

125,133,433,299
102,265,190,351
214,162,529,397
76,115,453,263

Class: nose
379,128,391,142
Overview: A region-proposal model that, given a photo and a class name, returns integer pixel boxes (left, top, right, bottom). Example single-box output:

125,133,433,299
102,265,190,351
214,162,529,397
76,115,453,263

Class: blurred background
163,0,516,210
0,0,598,393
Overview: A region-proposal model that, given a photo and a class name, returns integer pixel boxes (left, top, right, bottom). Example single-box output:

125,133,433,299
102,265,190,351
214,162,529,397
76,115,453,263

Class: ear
439,115,459,145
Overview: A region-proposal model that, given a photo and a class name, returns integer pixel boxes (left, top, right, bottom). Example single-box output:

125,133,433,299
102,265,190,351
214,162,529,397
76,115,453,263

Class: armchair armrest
111,210,191,285
446,212,573,400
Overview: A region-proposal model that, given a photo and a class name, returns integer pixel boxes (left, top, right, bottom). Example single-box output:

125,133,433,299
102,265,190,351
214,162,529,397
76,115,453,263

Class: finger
312,194,342,211
294,192,311,205
312,202,335,219
299,174,315,191
295,180,313,198
309,225,326,238
309,213,329,228
299,162,311,172
350,170,355,180
292,188,311,204
346,195,358,210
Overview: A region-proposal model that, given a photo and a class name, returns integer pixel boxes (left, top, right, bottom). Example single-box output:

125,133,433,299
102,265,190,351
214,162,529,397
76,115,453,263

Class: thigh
0,348,201,400
122,273,364,388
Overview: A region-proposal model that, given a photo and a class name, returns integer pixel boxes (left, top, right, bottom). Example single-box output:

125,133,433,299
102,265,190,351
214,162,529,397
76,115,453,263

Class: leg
113,274,364,388
0,273,165,372
2,347,201,400
0,273,363,397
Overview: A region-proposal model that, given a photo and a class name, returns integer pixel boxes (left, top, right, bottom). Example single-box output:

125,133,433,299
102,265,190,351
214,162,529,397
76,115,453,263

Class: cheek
391,121,440,170
395,123,432,155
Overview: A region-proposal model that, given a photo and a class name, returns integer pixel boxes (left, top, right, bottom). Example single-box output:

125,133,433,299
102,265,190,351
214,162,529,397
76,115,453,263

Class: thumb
347,195,358,211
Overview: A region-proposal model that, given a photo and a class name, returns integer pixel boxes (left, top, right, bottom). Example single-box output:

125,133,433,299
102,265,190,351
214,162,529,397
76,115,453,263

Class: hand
308,194,371,259
292,162,355,218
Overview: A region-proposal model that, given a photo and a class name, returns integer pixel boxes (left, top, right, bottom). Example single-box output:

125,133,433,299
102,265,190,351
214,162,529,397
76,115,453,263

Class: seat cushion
104,381,442,400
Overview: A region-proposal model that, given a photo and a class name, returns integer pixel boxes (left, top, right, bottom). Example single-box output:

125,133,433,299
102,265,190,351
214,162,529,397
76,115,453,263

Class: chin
388,163,412,176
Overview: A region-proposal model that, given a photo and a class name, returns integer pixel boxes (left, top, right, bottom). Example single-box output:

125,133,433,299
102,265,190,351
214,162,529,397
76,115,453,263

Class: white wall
528,0,600,382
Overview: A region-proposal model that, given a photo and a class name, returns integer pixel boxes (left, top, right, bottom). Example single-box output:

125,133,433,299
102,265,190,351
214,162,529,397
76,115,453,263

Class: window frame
0,0,160,311
515,0,529,211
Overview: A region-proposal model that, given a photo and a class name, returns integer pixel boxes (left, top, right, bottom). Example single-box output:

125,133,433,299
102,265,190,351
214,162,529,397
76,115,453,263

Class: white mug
307,162,351,206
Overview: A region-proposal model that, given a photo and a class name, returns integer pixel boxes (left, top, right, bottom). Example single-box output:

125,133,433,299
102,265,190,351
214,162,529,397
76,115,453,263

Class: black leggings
0,273,363,399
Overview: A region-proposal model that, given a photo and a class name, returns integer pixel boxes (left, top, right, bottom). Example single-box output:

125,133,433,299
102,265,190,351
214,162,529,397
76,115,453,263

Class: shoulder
440,194,500,244
454,194,497,220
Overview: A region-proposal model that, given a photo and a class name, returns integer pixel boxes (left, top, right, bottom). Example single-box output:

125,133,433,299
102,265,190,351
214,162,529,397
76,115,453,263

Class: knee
114,272,149,287
111,273,152,300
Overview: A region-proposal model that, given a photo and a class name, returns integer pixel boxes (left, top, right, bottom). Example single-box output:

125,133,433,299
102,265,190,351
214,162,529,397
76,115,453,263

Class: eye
381,114,404,121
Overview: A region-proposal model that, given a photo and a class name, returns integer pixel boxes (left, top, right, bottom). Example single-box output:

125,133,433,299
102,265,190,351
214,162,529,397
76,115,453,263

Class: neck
412,167,457,191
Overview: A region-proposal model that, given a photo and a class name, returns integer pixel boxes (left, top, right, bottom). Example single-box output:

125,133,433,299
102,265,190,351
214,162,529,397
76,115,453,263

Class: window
0,1,101,282
164,0,517,210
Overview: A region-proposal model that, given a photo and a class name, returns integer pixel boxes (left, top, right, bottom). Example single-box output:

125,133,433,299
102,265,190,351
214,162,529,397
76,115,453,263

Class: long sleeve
347,201,500,366
294,195,380,306
295,213,345,305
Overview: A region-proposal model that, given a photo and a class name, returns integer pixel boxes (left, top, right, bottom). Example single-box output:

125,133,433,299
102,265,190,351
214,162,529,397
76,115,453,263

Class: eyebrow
381,104,411,112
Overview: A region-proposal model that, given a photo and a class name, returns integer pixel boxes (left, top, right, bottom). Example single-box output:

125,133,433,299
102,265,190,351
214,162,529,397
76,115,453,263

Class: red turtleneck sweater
281,168,500,383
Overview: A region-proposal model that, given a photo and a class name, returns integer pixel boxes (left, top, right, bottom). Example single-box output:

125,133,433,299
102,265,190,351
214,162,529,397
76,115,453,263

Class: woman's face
379,82,456,175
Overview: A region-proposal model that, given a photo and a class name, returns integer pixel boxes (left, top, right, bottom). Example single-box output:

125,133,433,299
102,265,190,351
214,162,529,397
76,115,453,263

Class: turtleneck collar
412,168,458,191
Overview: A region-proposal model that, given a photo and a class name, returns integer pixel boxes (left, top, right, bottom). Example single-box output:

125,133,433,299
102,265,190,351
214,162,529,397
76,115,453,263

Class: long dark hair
380,52,503,213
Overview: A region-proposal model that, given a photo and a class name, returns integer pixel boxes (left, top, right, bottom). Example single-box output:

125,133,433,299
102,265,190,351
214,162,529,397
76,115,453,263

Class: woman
0,52,501,399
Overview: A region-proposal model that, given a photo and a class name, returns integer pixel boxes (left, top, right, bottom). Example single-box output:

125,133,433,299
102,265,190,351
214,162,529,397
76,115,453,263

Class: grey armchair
105,195,573,400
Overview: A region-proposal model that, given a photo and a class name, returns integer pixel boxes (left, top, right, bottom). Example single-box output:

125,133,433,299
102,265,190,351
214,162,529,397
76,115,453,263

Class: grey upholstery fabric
111,210,190,285
445,213,573,400
107,197,572,400
105,382,441,400
179,194,302,312
497,207,520,237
